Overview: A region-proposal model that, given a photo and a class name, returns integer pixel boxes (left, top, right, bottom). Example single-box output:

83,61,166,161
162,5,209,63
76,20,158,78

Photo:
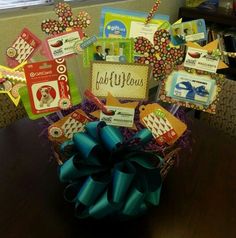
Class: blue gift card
168,71,215,106
170,19,207,46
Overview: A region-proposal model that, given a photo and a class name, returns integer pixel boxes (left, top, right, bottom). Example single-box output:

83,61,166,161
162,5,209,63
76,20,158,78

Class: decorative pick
145,0,161,25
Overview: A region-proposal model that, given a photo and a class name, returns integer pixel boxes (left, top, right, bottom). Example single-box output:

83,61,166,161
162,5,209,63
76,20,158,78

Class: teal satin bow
59,121,163,219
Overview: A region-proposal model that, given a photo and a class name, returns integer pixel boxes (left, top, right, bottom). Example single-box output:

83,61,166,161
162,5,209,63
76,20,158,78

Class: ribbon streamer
59,121,164,219
175,81,209,101
84,89,111,115
145,0,161,25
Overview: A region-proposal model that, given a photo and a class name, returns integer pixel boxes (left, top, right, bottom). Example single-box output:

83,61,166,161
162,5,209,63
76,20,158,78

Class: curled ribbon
175,81,209,101
59,121,164,219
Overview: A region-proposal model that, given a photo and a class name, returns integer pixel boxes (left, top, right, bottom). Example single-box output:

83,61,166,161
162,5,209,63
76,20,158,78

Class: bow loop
73,132,101,165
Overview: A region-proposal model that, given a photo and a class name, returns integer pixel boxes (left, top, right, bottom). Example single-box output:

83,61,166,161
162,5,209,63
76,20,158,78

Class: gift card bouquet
4,0,232,219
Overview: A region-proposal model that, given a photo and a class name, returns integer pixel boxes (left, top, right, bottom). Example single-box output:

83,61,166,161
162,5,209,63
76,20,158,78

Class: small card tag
24,59,71,114
142,110,177,145
6,28,41,67
71,111,88,123
139,104,187,145
184,47,220,73
46,30,83,59
61,111,88,139
48,109,90,142
100,106,135,128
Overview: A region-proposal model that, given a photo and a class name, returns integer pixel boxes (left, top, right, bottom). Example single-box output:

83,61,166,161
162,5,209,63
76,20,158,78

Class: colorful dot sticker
6,47,17,58
11,83,25,98
58,97,72,110
49,126,63,138
2,80,13,92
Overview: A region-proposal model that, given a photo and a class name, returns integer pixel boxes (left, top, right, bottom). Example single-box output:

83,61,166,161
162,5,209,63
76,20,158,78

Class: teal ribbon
59,121,163,219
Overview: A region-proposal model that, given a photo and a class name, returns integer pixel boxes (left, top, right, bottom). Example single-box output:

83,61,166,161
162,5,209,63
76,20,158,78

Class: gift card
169,71,215,106
139,104,187,145
186,40,228,70
6,28,41,67
100,7,170,43
44,30,84,59
24,59,71,114
170,19,207,46
90,62,151,100
19,72,82,120
159,40,228,114
100,106,135,128
48,109,90,143
184,47,220,73
142,110,177,145
90,92,139,130
83,38,134,67
159,66,226,114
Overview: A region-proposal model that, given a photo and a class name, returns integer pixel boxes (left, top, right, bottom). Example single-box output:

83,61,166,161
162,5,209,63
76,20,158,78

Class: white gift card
46,30,83,59
184,47,220,73
100,106,135,128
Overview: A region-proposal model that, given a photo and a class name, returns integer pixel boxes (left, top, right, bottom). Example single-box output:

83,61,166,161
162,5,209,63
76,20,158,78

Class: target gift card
24,59,71,114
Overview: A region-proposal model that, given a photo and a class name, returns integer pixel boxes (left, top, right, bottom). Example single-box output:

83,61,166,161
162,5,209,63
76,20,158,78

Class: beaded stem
210,49,236,58
145,0,161,25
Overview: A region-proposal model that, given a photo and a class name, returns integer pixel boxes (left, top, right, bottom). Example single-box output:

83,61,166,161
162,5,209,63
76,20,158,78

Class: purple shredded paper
37,99,193,160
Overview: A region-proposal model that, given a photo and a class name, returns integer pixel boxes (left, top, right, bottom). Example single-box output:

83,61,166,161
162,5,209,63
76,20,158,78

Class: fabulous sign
90,61,151,100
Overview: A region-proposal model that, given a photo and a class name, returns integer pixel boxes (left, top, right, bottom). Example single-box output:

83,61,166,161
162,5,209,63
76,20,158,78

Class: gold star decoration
0,62,26,106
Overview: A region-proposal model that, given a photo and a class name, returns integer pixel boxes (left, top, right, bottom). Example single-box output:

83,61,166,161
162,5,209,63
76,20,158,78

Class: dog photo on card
24,59,71,115
31,81,60,110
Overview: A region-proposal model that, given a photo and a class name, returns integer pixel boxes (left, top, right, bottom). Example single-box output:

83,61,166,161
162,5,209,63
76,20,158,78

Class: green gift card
83,38,134,67
100,7,170,44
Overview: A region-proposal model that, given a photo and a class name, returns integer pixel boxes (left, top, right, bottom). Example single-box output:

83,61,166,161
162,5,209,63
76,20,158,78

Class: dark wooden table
0,117,236,238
